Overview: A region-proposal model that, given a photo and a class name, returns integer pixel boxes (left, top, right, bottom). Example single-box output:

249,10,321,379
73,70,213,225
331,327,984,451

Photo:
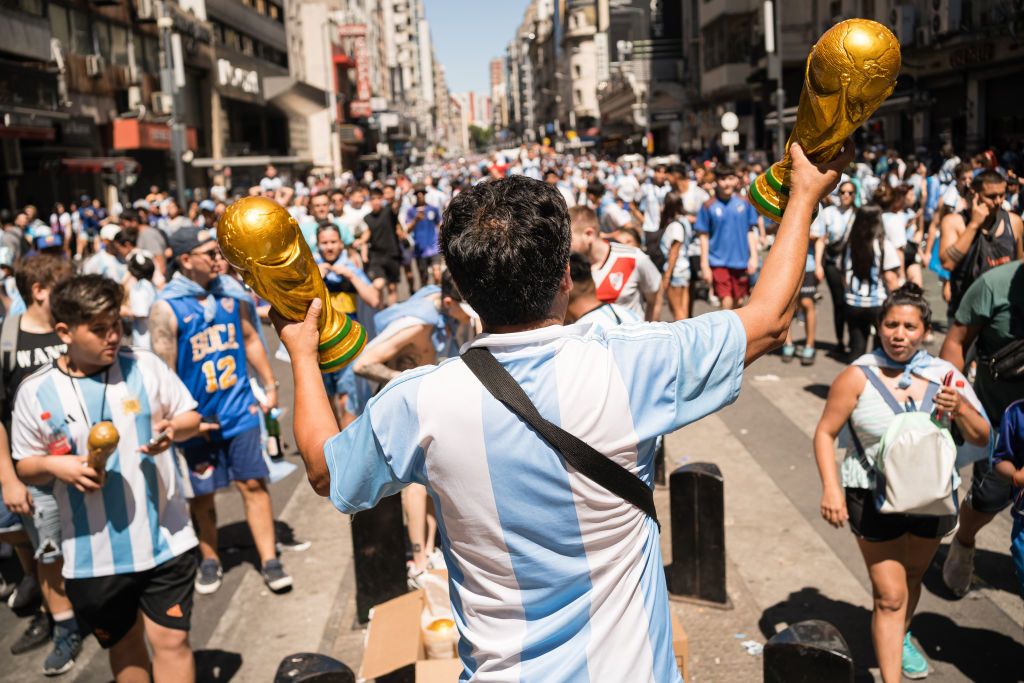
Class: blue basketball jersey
168,295,259,441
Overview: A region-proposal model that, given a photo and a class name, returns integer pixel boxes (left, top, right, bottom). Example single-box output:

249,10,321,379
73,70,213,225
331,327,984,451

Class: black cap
168,227,215,260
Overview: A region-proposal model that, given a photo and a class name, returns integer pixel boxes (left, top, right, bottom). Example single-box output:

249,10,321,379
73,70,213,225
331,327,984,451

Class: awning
61,157,140,174
763,95,912,127
112,119,198,151
263,76,327,119
189,154,307,168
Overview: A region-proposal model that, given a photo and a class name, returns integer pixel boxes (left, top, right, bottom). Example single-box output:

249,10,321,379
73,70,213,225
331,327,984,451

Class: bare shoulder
830,365,867,399
939,211,964,234
149,299,176,330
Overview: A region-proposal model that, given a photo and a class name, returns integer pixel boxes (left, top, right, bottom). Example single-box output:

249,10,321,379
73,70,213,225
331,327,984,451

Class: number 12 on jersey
201,357,237,393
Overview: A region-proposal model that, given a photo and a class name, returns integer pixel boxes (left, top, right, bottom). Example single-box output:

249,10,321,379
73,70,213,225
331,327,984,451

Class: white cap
100,224,122,242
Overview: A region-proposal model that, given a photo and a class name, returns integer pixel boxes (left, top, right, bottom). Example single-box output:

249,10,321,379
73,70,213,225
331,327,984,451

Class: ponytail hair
879,282,932,329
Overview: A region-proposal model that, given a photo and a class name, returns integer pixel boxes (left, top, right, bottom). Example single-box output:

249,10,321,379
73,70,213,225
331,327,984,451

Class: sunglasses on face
192,247,223,260
839,190,855,196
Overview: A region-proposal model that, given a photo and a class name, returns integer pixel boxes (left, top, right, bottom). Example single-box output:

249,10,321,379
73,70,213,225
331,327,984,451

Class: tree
468,124,493,152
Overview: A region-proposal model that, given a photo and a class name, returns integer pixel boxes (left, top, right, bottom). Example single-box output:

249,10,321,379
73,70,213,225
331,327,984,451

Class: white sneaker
426,548,446,571
942,537,974,597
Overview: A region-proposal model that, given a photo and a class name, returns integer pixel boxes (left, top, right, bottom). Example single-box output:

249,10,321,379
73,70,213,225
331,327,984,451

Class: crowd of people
0,138,1019,681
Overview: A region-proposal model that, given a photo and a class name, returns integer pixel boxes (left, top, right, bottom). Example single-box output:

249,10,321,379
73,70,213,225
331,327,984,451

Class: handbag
461,347,660,528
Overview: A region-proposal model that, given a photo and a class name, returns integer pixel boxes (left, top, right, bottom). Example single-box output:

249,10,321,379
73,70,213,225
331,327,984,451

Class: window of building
13,0,44,16
574,64,581,78
241,34,254,56
110,24,129,65
69,8,90,55
94,21,111,60
254,0,266,15
224,27,241,51
49,4,70,49
269,3,280,21
702,12,753,70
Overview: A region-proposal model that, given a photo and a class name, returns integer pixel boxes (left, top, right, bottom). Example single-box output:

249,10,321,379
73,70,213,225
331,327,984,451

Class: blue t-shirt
695,195,759,269
167,295,259,440
994,400,1024,517
322,312,745,681
405,205,441,258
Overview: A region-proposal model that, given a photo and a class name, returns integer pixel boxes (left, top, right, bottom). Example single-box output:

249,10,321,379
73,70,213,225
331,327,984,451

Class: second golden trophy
217,197,366,373
749,18,901,221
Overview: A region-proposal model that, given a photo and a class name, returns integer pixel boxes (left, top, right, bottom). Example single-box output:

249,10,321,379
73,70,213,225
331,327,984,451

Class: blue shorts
1012,515,1024,600
322,364,356,398
181,426,268,496
0,491,22,534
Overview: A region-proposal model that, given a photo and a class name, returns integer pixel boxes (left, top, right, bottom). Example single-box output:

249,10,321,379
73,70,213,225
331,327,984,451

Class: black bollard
352,493,408,623
273,653,355,683
665,462,727,605
654,438,667,487
763,620,853,683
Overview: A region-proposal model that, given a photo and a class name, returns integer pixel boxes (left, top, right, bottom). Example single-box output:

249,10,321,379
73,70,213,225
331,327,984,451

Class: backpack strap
461,346,660,528
857,366,905,414
846,418,875,475
920,381,940,414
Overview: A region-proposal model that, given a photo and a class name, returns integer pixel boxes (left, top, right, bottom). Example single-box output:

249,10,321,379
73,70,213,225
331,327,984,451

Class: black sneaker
43,622,82,676
261,559,293,593
7,572,40,611
194,558,223,595
11,610,51,655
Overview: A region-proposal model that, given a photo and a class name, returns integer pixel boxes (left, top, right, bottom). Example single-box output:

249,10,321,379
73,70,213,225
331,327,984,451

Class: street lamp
157,0,186,206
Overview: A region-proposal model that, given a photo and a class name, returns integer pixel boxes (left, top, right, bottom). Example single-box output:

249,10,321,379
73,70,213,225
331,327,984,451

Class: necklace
63,360,111,426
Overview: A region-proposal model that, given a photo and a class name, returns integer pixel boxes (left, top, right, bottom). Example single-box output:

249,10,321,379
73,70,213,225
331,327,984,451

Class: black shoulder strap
461,346,660,528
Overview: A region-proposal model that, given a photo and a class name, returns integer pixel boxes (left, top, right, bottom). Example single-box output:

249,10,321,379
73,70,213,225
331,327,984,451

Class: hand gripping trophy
217,196,366,373
749,18,901,220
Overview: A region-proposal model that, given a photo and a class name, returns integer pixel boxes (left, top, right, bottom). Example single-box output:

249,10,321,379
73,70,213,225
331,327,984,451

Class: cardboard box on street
360,578,690,682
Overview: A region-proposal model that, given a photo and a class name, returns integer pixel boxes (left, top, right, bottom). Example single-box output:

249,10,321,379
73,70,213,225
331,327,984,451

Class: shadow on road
757,587,875,682
214,519,303,574
803,383,831,400
912,612,1024,682
926,544,1019,599
194,649,243,681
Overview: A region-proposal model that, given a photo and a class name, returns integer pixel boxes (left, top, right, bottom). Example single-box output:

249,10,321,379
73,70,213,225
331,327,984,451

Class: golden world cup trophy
87,421,119,488
749,19,901,221
217,196,366,373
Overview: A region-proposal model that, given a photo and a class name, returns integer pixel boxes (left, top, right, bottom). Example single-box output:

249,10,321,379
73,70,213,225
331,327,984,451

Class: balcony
0,6,53,62
700,62,753,99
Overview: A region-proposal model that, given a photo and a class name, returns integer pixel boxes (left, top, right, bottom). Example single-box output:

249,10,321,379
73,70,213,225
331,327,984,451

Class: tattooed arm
149,300,178,370
352,324,431,386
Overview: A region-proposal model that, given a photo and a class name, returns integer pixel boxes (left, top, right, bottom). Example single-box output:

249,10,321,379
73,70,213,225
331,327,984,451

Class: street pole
765,1,786,161
157,0,186,206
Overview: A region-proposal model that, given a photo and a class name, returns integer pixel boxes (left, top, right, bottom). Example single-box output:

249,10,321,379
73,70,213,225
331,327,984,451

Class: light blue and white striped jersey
11,348,198,579
844,239,901,309
577,302,642,333
324,312,746,682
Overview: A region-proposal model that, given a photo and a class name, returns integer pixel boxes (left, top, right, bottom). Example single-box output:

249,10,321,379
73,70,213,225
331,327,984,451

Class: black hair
714,164,736,178
847,205,885,283
660,192,683,230
50,274,123,327
127,250,155,281
667,164,687,177
586,181,604,198
440,269,462,302
440,175,570,327
879,282,932,329
568,252,593,286
316,222,341,238
972,169,1006,191
369,187,384,198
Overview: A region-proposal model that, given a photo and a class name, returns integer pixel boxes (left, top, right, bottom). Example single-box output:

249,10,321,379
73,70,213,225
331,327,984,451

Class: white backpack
850,367,959,516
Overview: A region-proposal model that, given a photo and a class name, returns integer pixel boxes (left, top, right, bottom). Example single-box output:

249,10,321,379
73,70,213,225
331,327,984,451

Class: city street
1,278,1020,682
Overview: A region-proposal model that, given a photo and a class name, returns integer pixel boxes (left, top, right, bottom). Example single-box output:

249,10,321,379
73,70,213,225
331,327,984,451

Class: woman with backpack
813,284,990,682
657,192,691,321
843,205,902,360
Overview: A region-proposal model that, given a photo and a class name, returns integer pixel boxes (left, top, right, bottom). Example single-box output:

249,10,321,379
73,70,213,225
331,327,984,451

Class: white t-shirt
12,349,198,578
600,203,632,234
881,211,909,249
660,220,691,282
679,184,710,256
339,205,371,239
592,241,661,318
129,279,158,350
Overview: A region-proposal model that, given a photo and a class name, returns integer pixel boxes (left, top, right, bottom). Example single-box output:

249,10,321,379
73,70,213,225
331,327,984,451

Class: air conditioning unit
151,91,172,114
890,4,917,45
85,54,104,77
931,0,962,36
136,0,156,22
127,85,144,110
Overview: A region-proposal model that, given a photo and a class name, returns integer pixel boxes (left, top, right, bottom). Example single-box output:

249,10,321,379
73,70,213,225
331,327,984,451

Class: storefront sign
218,58,260,97
949,42,996,68
113,119,197,150
337,24,372,120
60,116,98,148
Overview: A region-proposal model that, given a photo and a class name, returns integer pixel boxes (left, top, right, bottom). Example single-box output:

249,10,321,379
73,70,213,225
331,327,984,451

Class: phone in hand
147,429,172,448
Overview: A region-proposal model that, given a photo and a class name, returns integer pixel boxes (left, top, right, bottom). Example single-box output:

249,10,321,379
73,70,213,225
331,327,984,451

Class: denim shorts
22,486,62,564
0,489,23,533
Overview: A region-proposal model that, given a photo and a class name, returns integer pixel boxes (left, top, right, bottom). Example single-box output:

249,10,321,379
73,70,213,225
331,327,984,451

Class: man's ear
561,263,573,294
54,321,73,346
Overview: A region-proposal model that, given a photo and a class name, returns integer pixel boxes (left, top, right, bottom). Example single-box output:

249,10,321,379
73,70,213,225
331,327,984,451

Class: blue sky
423,0,531,94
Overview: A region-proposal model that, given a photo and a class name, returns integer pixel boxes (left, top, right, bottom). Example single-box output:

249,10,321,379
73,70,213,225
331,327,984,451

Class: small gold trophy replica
87,421,119,487
217,196,366,373
749,18,901,221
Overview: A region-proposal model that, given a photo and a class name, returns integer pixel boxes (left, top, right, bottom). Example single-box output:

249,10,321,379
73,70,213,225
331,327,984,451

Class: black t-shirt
364,206,401,258
1,327,67,422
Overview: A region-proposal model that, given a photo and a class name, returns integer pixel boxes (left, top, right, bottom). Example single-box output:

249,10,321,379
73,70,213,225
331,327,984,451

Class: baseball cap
199,199,217,212
34,232,64,250
168,226,215,259
100,224,122,242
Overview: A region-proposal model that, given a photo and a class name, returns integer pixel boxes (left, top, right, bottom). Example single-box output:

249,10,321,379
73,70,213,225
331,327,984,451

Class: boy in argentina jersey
12,275,202,681
149,227,291,596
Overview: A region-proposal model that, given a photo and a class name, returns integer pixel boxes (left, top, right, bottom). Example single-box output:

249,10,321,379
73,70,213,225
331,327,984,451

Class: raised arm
239,301,278,411
735,142,853,366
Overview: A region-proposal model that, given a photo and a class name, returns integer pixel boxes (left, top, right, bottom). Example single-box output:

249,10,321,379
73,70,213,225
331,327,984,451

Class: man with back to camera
270,142,850,681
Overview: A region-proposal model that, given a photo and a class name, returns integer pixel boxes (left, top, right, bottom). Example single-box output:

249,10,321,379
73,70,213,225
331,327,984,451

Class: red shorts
711,267,750,302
